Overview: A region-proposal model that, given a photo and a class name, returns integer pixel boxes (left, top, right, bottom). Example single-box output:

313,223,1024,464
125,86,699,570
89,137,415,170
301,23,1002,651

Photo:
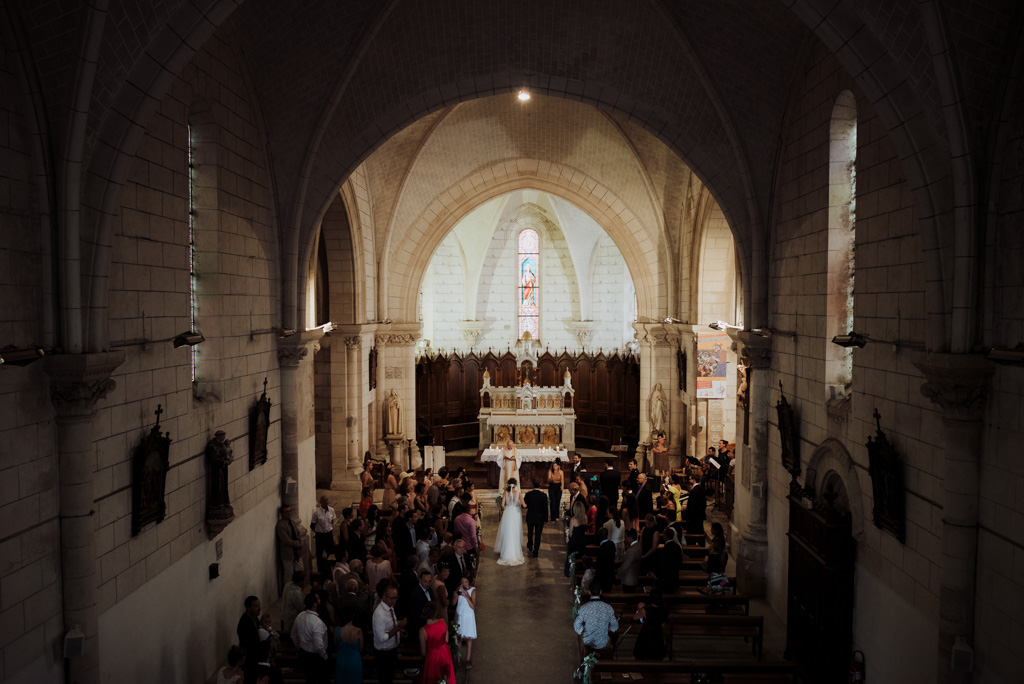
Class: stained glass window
518,229,539,339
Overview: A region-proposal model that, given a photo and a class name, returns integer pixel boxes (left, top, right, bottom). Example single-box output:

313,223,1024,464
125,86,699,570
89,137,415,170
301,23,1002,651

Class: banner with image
696,331,729,398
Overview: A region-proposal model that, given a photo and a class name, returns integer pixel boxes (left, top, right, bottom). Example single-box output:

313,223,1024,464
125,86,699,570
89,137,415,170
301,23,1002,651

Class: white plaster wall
98,494,278,684
424,192,634,354
422,239,465,350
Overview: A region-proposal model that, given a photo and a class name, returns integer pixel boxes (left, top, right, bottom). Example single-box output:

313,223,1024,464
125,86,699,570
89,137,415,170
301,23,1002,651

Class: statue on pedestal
385,389,403,436
205,430,235,538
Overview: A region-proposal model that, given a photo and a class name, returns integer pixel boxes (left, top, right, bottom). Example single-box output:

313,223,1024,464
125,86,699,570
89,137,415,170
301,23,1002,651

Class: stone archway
382,161,669,324
804,437,865,542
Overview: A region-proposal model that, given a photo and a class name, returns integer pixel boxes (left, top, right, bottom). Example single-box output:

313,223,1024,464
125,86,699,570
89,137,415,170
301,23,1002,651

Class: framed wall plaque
866,408,905,543
132,404,171,536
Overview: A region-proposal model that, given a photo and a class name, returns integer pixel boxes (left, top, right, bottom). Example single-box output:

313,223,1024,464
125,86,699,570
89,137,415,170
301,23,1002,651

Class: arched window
518,229,540,339
826,91,857,396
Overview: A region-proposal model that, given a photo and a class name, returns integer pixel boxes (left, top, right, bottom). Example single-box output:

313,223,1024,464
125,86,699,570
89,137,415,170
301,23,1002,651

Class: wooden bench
664,614,764,659
276,642,425,683
590,659,801,683
602,591,750,615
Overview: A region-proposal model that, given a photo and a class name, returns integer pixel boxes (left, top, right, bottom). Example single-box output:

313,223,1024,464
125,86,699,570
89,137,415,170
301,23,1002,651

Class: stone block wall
95,32,284,683
0,49,64,683
765,42,940,683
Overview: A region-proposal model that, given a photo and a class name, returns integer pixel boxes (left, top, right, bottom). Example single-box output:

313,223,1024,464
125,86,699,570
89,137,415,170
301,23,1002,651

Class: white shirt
292,610,328,659
373,601,400,650
311,505,336,534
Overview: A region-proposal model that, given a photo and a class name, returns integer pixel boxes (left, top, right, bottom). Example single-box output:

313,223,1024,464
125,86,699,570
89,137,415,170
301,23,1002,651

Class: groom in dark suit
523,479,548,558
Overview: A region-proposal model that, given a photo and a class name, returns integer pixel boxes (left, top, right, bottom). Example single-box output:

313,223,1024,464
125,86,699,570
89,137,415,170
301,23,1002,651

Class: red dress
418,620,456,684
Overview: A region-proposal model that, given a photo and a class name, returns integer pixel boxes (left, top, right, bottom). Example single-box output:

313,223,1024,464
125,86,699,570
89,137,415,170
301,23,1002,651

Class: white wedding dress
493,488,526,566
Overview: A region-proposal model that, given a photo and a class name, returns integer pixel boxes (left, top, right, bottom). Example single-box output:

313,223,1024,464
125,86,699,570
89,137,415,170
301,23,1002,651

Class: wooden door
785,489,855,683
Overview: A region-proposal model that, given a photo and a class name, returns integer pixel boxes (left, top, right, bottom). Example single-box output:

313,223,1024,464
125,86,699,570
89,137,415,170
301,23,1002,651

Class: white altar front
477,368,577,451
480,447,569,463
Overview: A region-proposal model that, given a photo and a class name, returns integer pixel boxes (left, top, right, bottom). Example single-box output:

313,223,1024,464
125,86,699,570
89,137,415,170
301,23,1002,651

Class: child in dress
454,573,478,669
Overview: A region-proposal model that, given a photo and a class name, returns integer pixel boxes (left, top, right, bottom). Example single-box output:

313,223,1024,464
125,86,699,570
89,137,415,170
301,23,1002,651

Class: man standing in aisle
310,495,336,579
292,592,329,683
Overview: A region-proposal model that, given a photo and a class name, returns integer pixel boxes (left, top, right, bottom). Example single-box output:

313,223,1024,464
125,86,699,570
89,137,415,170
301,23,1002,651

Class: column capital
372,322,421,347
731,331,772,369
912,352,994,423
43,351,125,420
277,330,324,367
632,322,683,346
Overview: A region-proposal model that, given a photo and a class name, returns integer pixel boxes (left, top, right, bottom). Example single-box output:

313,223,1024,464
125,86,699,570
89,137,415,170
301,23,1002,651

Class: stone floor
463,490,580,684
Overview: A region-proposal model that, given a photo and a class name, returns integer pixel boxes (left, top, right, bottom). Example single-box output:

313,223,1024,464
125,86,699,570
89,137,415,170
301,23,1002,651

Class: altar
480,447,569,488
476,348,577,486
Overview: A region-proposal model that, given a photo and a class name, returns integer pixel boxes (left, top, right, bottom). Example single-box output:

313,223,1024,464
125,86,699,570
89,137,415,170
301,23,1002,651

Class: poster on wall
696,331,729,398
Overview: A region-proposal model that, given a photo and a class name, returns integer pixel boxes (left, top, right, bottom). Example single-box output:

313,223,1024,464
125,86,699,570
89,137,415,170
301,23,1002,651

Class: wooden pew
590,659,801,683
602,591,750,615
599,613,764,661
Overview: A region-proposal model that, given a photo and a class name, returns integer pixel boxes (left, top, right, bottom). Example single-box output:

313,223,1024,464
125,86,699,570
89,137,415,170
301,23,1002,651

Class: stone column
344,335,362,471
383,325,421,467
374,331,389,459
729,331,771,597
633,323,683,470
277,332,323,524
913,353,993,684
44,351,125,684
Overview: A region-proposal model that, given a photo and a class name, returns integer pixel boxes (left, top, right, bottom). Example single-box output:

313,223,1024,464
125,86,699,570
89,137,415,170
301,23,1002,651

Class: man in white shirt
291,592,328,683
372,584,406,684
310,495,336,579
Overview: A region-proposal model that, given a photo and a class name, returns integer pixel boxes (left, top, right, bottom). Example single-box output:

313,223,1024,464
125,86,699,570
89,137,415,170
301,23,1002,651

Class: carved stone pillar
913,353,993,684
382,325,421,466
729,331,771,597
44,351,125,684
344,335,362,472
277,331,323,526
633,323,683,470
374,332,389,459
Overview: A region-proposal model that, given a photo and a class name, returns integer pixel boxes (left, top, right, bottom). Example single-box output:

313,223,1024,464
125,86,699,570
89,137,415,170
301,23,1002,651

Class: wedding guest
632,589,667,661
454,574,477,669
237,596,262,682
292,592,329,683
281,573,305,633
216,645,245,684
417,602,456,684
372,582,405,684
599,459,621,509
548,461,564,520
603,505,625,561
334,606,364,684
432,565,451,609
573,582,618,654
565,499,588,578
618,528,642,593
621,492,639,532
595,528,617,592
310,495,337,580
656,527,684,593
366,542,394,592
625,458,640,495
258,613,280,654
382,464,398,512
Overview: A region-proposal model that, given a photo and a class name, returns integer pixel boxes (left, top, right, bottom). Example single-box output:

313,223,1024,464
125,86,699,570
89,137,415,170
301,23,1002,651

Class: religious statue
649,382,668,434
385,389,403,436
205,430,235,538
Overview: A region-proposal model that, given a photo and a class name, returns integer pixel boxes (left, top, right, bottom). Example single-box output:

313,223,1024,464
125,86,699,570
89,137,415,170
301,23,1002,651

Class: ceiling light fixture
517,90,531,101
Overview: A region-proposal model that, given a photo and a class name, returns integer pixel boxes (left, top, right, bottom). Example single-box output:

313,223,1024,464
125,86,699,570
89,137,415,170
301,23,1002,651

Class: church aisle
463,490,579,683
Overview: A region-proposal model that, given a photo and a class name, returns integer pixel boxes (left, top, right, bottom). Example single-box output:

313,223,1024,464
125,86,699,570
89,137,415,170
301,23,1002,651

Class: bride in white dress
493,479,526,567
